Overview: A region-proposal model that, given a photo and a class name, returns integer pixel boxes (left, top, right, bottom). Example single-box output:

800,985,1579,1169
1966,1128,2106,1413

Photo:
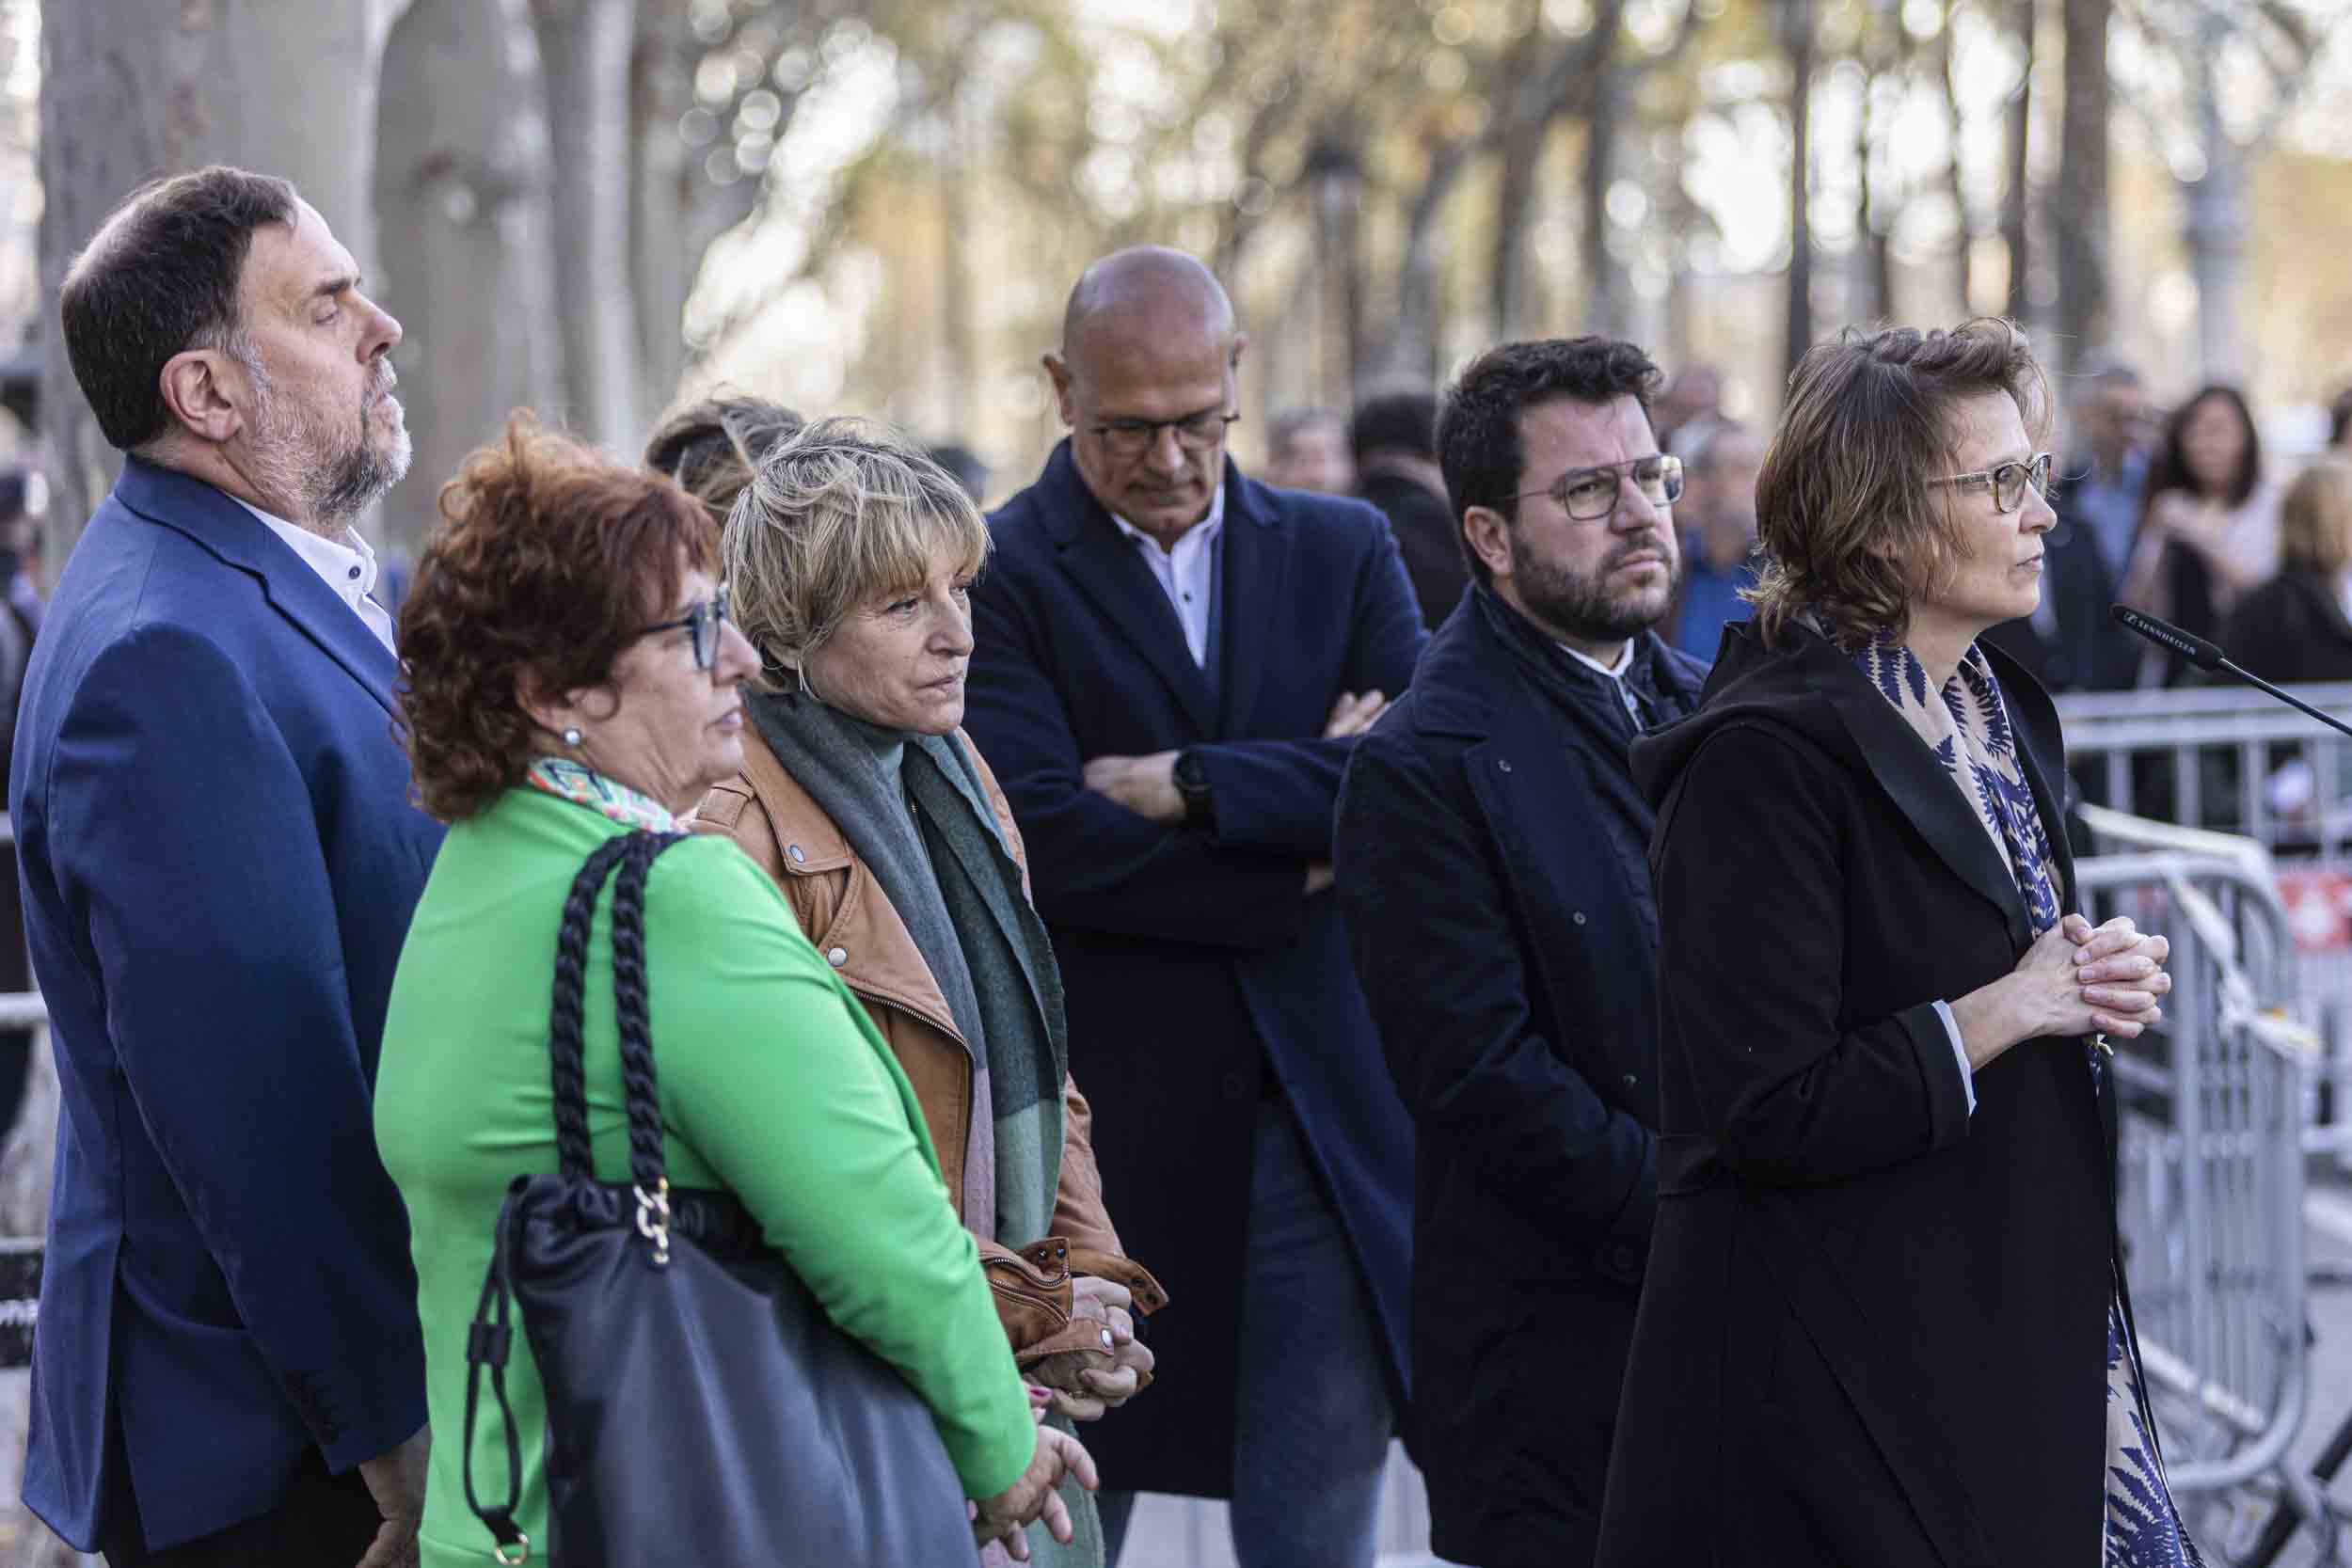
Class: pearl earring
562,727,583,747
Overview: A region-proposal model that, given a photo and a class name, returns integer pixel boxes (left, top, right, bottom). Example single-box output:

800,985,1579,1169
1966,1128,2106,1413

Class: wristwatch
1172,749,1215,832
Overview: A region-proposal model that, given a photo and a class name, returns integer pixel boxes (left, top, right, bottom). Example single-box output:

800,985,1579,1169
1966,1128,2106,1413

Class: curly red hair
396,412,718,822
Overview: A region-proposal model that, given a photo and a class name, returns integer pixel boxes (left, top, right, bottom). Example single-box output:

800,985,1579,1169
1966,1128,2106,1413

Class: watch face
1176,753,1206,793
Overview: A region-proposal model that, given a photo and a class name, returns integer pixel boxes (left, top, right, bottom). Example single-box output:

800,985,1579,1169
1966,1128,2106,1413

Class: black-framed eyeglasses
1513,453,1684,521
1928,451,2054,514
637,583,731,671
1089,408,1241,459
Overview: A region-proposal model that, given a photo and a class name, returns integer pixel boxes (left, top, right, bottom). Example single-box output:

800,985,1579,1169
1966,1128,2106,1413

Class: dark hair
1436,337,1662,587
1349,390,1438,467
1748,318,2050,647
398,412,718,822
2329,387,2352,451
59,166,299,452
2139,385,2261,534
644,392,803,524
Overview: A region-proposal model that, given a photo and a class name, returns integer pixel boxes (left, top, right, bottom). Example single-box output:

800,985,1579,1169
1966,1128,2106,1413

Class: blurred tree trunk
1581,47,1631,339
1999,0,2035,320
375,0,562,559
1780,0,1816,378
1371,136,1475,385
531,0,643,448
1854,29,1895,323
630,0,764,415
1936,0,1973,315
2180,8,2246,381
2052,0,2110,377
1492,113,1544,341
37,0,411,561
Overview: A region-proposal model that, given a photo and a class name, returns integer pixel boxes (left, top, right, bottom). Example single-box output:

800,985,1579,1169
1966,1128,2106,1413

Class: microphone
2110,604,2352,742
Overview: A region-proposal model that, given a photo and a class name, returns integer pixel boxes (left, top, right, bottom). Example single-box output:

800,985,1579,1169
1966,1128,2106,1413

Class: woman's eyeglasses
1514,454,1685,522
1928,452,2054,514
638,584,731,671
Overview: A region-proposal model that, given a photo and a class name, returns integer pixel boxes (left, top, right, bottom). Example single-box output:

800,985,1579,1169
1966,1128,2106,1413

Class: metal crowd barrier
2078,847,2340,1558
2056,682,2352,857
2059,689,2352,1167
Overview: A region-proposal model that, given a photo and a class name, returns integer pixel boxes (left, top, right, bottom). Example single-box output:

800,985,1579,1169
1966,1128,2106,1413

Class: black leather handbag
462,829,978,1566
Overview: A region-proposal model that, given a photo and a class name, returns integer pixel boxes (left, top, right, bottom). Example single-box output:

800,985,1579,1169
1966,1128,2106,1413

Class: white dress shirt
1556,638,1645,727
236,499,398,654
1109,485,1229,669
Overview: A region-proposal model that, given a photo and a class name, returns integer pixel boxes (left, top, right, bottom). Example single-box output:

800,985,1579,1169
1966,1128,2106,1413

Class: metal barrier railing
2080,847,2342,1560
2056,682,2352,857
2073,791,2352,1165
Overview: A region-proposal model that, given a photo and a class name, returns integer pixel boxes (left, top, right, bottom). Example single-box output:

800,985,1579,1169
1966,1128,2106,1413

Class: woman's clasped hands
1954,913,2170,1071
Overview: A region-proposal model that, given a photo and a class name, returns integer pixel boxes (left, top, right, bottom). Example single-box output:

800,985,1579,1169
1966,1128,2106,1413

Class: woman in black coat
1597,320,2198,1568
2220,458,2352,686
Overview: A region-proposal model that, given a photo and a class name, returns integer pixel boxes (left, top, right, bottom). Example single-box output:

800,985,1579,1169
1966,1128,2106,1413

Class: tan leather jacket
693,723,1166,1369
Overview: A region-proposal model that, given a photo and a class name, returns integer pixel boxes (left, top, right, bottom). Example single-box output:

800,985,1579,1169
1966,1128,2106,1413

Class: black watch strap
1173,749,1215,832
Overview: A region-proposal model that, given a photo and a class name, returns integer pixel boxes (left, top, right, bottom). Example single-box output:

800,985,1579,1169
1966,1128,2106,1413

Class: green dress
374,781,1035,1567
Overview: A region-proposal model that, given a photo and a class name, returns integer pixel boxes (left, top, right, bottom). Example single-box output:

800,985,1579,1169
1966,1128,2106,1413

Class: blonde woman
688,418,1165,1568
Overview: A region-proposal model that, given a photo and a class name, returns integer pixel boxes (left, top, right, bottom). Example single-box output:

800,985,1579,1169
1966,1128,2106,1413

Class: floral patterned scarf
1851,637,2203,1568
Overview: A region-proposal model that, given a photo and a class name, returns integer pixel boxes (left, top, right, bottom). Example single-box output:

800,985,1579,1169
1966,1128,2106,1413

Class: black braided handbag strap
609,831,684,1197
545,830,688,1183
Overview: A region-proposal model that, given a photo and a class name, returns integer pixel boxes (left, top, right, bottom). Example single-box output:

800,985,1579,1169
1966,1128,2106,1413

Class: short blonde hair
1747,317,2050,647
2281,458,2352,577
725,416,991,677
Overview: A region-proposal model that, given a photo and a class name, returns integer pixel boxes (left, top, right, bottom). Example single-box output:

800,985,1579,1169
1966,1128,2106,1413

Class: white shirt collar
1556,639,1635,681
1108,482,1227,555
235,498,382,602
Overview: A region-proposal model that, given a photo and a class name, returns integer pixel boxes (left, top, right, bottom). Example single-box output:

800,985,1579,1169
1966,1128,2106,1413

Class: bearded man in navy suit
11,166,442,1567
964,247,1427,1568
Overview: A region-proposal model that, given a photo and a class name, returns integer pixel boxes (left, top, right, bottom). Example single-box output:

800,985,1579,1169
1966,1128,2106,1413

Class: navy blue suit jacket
966,441,1425,1496
9,458,443,1550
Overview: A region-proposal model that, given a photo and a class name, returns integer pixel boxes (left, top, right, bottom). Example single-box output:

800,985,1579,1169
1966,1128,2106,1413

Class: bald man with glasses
962,246,1427,1568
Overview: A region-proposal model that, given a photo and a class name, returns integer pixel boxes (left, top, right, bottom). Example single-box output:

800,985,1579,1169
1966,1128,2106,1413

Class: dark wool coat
1597,623,2143,1568
964,441,1428,1497
2220,567,2352,686
1335,590,1708,1568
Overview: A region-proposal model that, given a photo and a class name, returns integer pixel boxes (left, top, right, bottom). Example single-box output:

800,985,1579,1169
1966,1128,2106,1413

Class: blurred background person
930,439,993,502
2330,386,2352,459
644,390,803,516
379,414,1094,1568
1262,405,1353,493
1350,388,1466,629
1664,416,1761,662
1981,359,2147,692
2221,458,2352,685
2123,384,2280,686
690,416,1166,1568
0,465,36,1157
1648,363,1722,452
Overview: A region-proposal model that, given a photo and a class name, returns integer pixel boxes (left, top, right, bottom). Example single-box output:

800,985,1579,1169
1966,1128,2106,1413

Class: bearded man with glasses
963,245,1426,1568
1334,336,1708,1568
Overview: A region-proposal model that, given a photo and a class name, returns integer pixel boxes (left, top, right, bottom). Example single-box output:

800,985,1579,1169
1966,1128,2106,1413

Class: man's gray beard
244,355,412,528
1515,533,1680,645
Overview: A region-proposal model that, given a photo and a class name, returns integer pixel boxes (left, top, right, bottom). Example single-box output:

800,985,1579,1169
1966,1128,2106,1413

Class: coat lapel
1035,442,1220,736
115,458,400,718
1811,650,2035,953
1215,468,1290,735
